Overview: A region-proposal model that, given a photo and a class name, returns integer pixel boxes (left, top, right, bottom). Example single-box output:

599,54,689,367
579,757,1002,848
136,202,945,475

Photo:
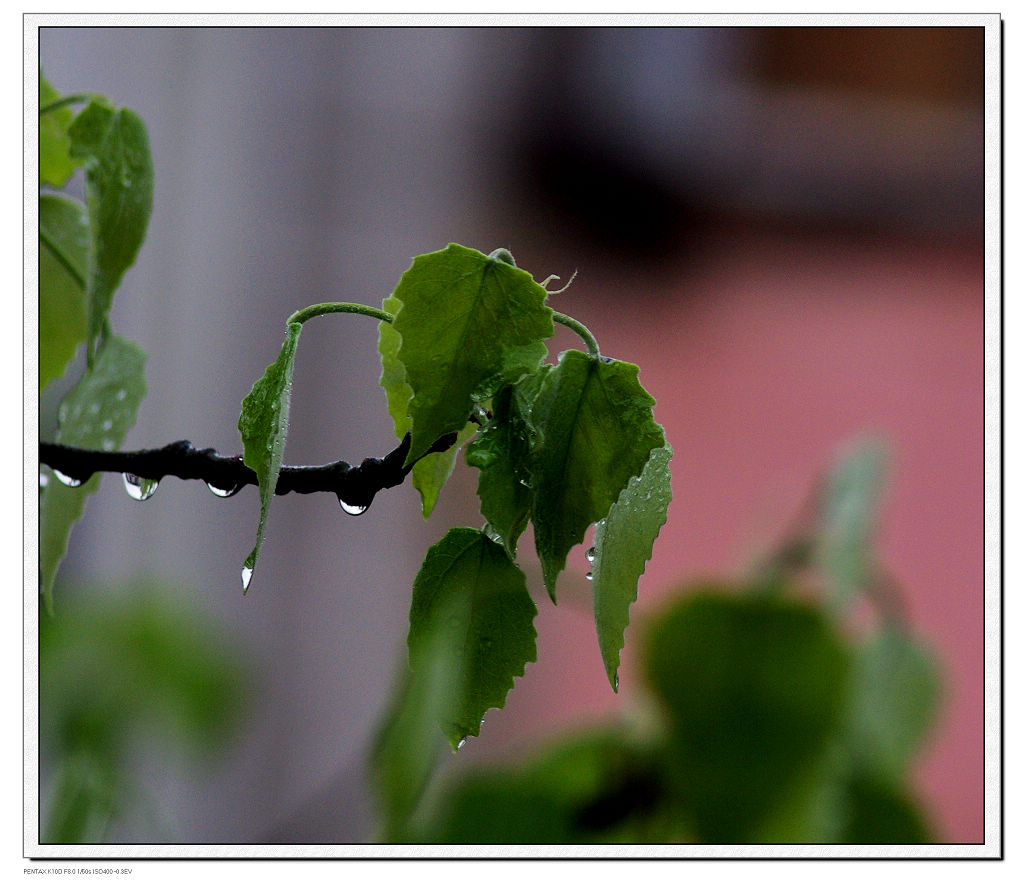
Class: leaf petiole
287,301,394,327
553,312,601,359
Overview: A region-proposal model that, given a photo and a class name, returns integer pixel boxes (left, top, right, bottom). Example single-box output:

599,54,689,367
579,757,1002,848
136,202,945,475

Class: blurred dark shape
504,26,984,269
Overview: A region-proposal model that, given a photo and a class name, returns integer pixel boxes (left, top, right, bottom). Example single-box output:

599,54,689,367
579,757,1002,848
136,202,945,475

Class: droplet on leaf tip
241,566,253,591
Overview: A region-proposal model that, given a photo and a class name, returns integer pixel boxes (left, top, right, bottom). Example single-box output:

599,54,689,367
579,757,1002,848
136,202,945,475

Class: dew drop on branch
53,470,83,488
206,480,241,498
338,497,368,516
122,473,158,501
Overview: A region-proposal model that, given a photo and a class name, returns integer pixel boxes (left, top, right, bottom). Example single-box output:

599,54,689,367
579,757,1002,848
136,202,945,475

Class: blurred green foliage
39,587,249,843
375,437,941,845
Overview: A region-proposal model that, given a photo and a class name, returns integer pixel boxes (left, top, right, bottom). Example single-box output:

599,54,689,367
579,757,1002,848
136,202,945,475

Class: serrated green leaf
392,244,553,465
378,293,474,518
591,443,673,690
68,101,154,352
465,379,543,555
39,194,89,393
644,590,852,842
40,336,147,612
237,322,302,591
530,350,665,600
407,527,537,750
39,76,83,188
843,626,940,780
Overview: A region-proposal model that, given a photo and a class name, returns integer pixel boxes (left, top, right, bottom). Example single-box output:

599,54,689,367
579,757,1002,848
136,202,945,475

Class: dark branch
39,431,459,509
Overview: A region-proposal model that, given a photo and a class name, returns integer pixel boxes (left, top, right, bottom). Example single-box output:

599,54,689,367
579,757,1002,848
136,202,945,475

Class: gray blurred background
37,24,987,844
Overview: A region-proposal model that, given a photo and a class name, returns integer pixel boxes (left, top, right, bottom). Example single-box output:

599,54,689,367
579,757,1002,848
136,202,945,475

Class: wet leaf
39,194,89,392
591,443,673,689
530,350,665,600
68,101,154,353
391,244,553,465
378,293,474,518
39,336,147,611
407,527,537,750
237,322,302,590
465,375,547,555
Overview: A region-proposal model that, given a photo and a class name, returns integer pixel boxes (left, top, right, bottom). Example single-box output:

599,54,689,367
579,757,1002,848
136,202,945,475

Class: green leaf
68,101,154,352
407,527,537,750
591,443,673,690
369,664,448,839
530,350,665,600
816,437,889,609
643,589,852,843
237,322,302,591
39,194,89,392
391,244,553,465
378,293,474,518
465,376,547,555
39,336,147,611
39,76,83,188
414,728,673,843
843,626,940,780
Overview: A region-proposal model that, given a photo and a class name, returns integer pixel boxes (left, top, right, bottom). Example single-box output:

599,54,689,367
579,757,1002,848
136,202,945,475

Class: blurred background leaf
39,584,250,843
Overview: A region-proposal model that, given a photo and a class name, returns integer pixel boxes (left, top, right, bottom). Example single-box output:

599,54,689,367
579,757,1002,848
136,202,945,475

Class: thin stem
39,93,103,116
287,301,394,327
553,312,601,359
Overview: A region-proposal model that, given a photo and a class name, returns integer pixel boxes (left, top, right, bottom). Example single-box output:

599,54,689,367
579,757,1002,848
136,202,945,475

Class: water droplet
101,419,113,431
613,673,620,692
116,389,127,401
456,738,467,750
39,472,49,489
53,469,83,488
241,566,253,591
585,571,593,581
585,546,596,563
339,498,368,516
122,473,158,501
206,480,241,498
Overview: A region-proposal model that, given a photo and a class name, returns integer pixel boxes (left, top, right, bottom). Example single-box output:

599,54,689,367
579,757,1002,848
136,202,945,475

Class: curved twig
39,431,459,509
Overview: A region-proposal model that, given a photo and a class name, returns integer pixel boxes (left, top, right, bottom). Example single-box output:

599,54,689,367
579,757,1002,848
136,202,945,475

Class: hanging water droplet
206,480,241,498
585,546,596,563
585,571,593,581
53,469,83,488
456,738,467,750
122,473,158,501
241,566,253,591
613,673,620,692
339,498,368,516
